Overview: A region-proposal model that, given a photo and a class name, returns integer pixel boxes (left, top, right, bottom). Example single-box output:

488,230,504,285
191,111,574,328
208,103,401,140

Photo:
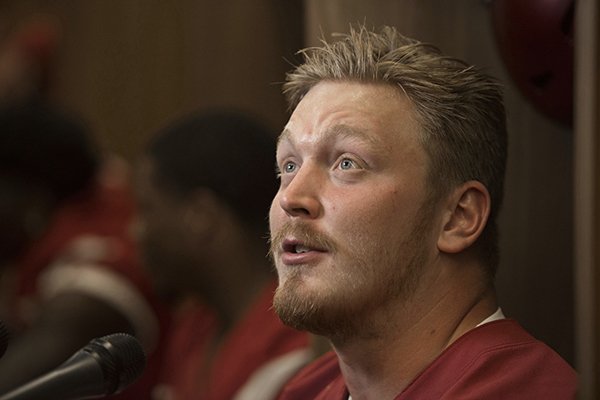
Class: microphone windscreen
84,333,146,395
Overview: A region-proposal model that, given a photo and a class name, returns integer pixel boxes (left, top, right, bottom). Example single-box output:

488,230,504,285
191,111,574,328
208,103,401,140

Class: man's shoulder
277,320,578,400
277,351,346,400
399,319,578,399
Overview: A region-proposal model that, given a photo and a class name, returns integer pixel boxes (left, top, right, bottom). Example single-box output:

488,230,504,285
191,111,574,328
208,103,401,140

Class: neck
332,263,497,400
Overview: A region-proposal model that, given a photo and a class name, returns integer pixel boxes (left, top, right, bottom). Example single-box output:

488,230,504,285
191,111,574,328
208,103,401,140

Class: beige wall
305,0,575,364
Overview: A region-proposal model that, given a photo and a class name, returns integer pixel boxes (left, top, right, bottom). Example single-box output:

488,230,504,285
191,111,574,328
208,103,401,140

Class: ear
182,188,221,237
437,181,491,254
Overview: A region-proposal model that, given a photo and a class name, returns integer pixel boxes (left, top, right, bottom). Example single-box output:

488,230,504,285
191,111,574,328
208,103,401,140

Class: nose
278,164,322,219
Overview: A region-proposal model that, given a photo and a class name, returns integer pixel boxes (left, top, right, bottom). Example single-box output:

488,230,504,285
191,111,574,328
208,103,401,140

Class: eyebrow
277,124,388,154
276,128,292,148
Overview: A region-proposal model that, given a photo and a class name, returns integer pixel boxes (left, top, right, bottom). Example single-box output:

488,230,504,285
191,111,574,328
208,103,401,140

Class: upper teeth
295,245,310,253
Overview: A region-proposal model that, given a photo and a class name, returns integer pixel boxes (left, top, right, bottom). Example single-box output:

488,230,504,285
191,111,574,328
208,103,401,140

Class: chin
273,275,360,337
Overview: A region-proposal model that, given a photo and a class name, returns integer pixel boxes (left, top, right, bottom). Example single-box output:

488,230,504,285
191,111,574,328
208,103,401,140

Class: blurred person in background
0,16,171,397
135,110,312,400
0,99,170,398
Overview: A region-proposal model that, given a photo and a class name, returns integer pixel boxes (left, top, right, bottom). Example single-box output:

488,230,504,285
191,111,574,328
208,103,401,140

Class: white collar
476,307,505,327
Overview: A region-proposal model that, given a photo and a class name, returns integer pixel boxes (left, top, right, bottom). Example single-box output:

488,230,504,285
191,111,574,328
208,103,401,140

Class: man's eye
338,158,356,170
284,162,297,173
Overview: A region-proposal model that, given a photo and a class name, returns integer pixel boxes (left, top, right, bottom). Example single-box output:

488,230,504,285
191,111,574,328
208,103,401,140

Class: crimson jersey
156,281,310,400
11,174,171,400
278,319,577,400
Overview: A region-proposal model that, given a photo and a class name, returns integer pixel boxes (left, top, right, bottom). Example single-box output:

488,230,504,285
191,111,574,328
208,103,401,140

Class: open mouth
282,239,322,254
276,236,329,266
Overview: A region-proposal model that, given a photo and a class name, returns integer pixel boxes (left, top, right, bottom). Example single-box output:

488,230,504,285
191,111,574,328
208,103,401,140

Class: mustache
268,222,337,257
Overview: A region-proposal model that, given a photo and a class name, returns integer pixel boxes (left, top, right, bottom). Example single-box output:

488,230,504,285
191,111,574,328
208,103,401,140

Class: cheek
268,197,283,231
347,189,407,227
141,217,164,242
338,190,419,252
143,216,180,252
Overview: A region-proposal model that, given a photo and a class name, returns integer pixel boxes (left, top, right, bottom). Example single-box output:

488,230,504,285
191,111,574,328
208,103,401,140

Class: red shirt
12,176,171,400
278,319,578,400
157,281,309,400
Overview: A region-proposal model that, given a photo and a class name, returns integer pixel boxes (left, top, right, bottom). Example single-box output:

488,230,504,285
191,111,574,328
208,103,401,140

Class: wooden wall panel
0,0,304,159
574,0,599,397
305,0,575,365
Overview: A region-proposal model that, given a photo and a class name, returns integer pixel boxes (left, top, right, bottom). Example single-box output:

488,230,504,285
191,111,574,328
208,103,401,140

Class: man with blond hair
269,25,577,399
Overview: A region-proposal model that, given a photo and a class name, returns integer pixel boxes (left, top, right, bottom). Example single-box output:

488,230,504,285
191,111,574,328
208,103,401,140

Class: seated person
135,110,312,400
0,100,170,398
269,25,578,399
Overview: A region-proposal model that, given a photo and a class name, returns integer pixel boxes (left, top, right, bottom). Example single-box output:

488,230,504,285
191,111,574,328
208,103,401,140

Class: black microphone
0,333,146,400
0,320,9,360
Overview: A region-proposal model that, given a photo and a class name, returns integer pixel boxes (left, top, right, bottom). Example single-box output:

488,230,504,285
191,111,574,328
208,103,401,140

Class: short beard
274,265,362,340
271,200,435,341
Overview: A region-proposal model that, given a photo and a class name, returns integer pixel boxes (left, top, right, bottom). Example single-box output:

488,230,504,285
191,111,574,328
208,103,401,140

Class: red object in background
491,0,575,126
10,15,61,96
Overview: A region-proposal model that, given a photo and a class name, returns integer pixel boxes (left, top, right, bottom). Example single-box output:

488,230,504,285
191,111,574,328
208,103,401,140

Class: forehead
279,81,421,151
